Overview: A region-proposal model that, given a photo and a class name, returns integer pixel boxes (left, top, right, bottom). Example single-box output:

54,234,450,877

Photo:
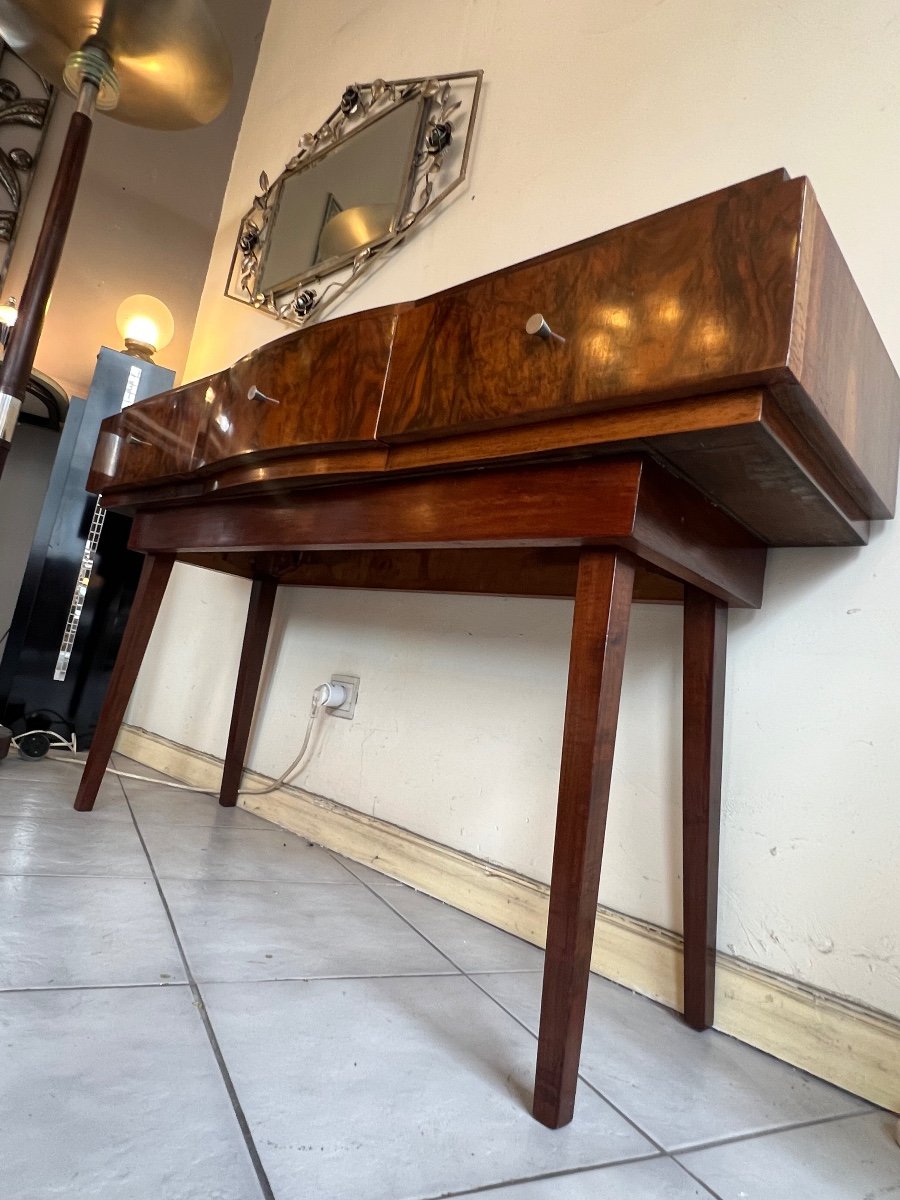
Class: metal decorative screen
0,39,54,288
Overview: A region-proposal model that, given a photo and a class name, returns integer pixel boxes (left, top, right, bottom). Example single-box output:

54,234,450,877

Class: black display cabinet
0,348,175,750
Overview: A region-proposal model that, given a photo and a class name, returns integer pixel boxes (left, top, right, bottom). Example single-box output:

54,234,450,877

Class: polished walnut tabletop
89,168,900,550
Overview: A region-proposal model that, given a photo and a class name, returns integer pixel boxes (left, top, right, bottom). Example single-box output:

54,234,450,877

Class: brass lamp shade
0,0,232,128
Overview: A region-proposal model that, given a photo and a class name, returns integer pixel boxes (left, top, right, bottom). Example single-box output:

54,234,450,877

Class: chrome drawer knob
247,384,279,404
525,313,565,343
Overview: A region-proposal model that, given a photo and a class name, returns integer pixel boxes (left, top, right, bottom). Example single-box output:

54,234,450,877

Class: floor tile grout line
331,858,545,978
414,1150,668,1200
667,1157,727,1199
332,852,684,1157
0,872,155,879
0,980,188,995
332,854,680,1160
121,790,277,1200
141,828,351,845
670,1104,881,1158
132,821,278,829
329,852,469,975
0,816,136,824
152,876,364,886
0,808,124,820
462,971,878,1164
463,967,545,976
462,971,671,1154
189,970,464,984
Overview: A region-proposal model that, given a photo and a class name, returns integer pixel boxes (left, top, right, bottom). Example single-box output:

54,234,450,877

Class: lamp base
123,339,156,362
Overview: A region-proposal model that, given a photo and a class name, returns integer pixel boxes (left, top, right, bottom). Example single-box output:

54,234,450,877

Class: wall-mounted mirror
227,71,482,327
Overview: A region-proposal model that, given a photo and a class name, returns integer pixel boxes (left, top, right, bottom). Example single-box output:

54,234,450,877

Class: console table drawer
378,174,802,441
89,380,210,491
200,310,395,468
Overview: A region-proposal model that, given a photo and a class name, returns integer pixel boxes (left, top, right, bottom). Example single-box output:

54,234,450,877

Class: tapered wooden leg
219,577,278,807
682,585,727,1030
74,554,174,812
533,549,635,1129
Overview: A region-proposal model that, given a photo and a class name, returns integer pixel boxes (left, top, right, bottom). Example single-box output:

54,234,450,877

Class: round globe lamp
116,294,175,362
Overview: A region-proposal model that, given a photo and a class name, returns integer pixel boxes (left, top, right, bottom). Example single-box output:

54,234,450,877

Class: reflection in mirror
259,96,424,295
227,72,482,329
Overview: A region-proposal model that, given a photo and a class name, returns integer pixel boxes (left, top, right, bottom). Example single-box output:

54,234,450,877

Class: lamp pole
0,0,231,481
0,75,103,478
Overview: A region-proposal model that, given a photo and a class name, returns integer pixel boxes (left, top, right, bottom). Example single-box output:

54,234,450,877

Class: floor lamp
0,0,232,478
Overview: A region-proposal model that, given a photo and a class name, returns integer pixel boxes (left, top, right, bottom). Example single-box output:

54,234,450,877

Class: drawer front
201,310,396,468
379,173,802,441
89,378,212,492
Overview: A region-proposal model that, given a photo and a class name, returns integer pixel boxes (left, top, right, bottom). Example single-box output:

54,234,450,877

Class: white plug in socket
328,674,359,719
316,681,348,710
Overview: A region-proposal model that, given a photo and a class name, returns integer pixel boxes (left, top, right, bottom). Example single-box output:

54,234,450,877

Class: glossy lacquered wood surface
646,392,870,547
219,578,277,808
87,169,899,543
131,457,765,608
774,179,900,518
383,385,870,548
90,379,213,489
87,317,395,494
682,587,727,1031
381,171,797,440
74,555,174,812
378,169,899,517
534,549,635,1128
202,309,396,466
174,547,685,603
95,387,869,548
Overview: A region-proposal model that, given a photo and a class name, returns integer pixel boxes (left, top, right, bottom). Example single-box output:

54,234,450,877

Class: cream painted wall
128,0,900,1018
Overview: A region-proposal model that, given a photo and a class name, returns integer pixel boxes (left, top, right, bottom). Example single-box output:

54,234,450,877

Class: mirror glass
228,72,483,328
259,96,425,295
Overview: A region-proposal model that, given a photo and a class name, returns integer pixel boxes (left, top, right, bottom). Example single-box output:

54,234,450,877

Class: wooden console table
72,170,900,1129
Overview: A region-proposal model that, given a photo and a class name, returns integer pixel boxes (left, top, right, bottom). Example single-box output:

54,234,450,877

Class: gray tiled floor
0,754,897,1199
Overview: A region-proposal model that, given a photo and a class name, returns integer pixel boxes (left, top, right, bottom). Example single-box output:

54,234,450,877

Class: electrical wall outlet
329,674,359,719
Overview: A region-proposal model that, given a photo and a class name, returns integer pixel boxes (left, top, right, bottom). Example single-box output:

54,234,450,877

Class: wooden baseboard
116,723,900,1114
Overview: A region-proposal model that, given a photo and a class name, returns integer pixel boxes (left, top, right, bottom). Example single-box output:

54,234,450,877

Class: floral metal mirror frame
226,71,482,327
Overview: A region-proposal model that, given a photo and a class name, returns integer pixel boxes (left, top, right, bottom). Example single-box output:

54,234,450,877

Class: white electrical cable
236,689,325,796
14,729,77,754
45,684,334,797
